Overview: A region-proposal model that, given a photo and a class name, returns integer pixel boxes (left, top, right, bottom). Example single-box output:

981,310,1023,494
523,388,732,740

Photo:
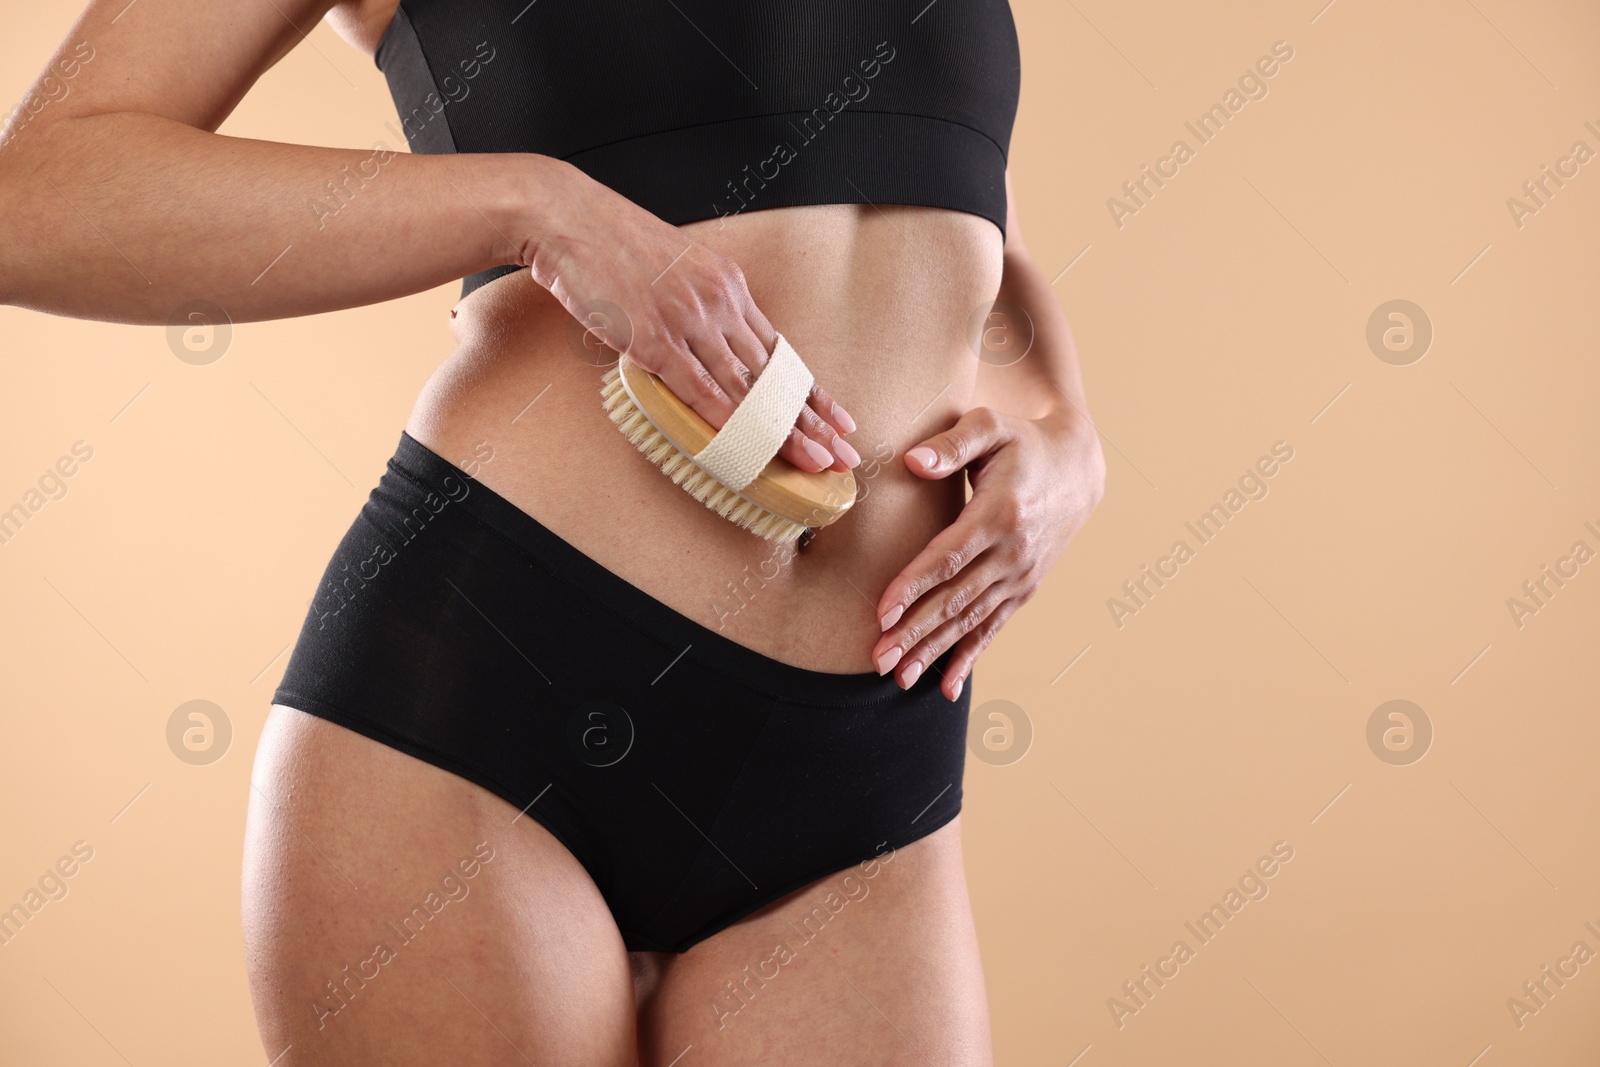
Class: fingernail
833,402,857,434
832,436,861,468
803,438,834,469
900,660,923,688
907,446,938,470
876,646,903,676
952,675,964,700
879,604,904,631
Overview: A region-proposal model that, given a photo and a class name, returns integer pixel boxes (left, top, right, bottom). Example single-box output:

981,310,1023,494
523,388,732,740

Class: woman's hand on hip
871,405,1106,699
521,162,858,472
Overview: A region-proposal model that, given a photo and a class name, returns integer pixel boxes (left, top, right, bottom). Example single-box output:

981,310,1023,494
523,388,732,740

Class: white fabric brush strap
691,333,815,492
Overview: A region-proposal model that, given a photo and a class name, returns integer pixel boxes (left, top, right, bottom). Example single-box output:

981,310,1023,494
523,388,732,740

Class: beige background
3,1,1598,1063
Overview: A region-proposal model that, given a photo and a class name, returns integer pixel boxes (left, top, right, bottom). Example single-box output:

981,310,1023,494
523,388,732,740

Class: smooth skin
246,707,990,1066
1,0,1105,1062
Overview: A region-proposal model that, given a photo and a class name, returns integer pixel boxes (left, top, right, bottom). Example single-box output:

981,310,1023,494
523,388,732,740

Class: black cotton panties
272,431,968,952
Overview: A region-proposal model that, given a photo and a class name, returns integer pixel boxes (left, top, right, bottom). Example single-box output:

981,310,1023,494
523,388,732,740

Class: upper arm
0,0,345,144
1002,167,1027,256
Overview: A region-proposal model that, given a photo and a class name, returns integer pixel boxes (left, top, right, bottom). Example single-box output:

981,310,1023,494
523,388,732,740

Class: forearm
972,245,1092,430
0,111,564,322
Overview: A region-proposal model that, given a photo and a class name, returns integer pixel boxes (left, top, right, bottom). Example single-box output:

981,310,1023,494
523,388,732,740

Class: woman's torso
333,0,1011,673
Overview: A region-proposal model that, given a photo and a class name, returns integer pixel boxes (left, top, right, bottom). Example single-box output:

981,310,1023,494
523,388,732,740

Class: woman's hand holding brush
521,163,860,473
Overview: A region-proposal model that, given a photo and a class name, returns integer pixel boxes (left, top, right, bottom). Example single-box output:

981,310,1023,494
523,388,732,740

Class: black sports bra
375,0,1021,299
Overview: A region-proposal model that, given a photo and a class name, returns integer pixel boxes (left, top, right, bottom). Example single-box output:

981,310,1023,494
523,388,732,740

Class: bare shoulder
325,0,401,59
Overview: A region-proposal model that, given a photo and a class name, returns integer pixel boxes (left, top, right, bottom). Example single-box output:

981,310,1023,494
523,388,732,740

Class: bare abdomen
404,203,1003,672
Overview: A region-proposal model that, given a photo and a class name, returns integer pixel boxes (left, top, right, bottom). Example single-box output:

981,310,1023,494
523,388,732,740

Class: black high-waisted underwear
272,431,969,953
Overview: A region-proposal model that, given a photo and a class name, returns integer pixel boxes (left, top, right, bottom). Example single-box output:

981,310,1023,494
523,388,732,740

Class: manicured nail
900,660,923,688
803,438,834,469
832,436,861,468
832,401,857,434
876,646,903,675
907,446,938,470
879,604,904,631
952,675,964,700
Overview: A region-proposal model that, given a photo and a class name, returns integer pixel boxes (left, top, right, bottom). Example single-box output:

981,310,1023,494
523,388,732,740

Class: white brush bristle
602,368,808,543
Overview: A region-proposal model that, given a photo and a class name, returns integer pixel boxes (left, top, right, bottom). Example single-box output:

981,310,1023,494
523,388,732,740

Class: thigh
243,704,638,1066
635,817,992,1066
